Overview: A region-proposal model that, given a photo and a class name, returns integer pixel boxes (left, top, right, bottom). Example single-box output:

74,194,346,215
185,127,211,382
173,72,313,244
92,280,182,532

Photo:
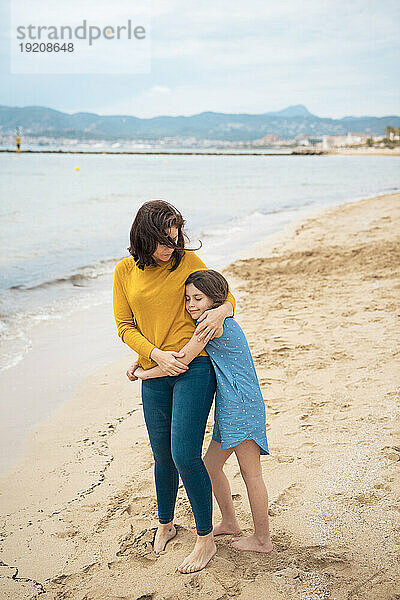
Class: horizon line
1,103,400,120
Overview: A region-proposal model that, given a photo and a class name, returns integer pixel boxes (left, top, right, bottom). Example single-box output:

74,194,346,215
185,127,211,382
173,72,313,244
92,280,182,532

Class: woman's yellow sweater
113,251,236,369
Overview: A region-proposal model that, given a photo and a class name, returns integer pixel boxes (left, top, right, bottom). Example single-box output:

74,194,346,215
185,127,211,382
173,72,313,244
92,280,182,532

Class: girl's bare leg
203,439,242,535
231,440,273,553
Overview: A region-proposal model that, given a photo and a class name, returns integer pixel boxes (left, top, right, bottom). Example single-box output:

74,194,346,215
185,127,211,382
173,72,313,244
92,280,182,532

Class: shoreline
2,148,399,155
1,149,302,156
0,298,132,473
1,191,399,599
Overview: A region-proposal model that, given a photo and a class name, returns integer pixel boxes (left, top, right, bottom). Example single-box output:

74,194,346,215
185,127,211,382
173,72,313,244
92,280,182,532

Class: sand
326,148,400,156
0,192,399,600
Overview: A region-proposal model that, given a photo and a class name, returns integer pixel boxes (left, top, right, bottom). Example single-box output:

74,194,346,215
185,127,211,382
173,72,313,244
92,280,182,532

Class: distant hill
264,104,314,118
0,104,399,141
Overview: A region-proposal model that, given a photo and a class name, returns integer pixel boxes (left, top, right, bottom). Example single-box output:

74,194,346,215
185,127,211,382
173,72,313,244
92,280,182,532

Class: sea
0,151,399,374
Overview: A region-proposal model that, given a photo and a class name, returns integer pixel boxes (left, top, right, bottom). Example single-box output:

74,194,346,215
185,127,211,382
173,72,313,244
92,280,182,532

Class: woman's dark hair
128,200,200,271
185,270,229,307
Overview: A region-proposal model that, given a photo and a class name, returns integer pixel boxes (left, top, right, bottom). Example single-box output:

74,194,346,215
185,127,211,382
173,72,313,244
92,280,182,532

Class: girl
130,270,273,559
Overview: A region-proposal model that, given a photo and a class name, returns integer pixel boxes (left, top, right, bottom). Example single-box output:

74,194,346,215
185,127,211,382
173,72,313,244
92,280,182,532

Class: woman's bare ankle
153,522,177,553
196,530,214,543
158,521,174,529
178,531,217,573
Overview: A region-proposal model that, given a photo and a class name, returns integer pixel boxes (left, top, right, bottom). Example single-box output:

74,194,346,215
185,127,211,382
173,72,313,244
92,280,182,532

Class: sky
0,0,399,119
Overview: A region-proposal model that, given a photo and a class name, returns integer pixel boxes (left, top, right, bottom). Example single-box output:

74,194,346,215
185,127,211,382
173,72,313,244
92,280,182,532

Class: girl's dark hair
185,270,229,307
128,200,200,271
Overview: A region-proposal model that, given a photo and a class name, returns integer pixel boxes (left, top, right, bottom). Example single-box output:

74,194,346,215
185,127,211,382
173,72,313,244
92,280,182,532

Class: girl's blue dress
205,317,269,455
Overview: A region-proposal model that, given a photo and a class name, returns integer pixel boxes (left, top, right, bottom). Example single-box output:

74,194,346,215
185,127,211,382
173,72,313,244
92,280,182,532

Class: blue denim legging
141,356,216,536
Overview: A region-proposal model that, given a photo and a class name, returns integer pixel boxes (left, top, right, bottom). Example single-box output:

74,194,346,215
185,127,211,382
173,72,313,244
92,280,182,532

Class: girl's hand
133,367,148,380
126,360,139,381
150,348,188,376
194,305,228,341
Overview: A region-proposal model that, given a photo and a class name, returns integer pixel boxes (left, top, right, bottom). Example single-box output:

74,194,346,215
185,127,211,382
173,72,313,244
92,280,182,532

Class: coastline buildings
322,132,369,149
0,130,394,152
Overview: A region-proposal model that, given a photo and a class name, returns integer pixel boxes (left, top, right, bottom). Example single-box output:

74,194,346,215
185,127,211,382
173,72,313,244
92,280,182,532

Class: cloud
0,0,399,117
147,86,171,96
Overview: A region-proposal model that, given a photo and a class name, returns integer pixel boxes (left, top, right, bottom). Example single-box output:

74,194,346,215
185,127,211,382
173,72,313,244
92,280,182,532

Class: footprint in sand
117,528,157,559
53,526,79,539
172,541,183,550
297,413,313,429
382,446,400,461
276,454,295,463
124,496,157,517
353,492,383,505
184,575,202,592
268,483,303,516
373,482,392,491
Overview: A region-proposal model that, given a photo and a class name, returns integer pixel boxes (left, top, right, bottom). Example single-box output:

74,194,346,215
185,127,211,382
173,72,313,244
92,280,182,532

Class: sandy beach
326,148,400,156
0,191,399,600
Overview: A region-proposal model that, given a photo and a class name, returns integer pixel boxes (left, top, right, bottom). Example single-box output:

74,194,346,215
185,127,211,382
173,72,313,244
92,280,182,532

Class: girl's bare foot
213,520,242,536
231,534,273,553
153,523,176,554
178,532,217,573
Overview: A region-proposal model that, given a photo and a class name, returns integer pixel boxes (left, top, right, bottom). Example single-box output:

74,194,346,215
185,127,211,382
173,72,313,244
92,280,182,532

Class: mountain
0,104,398,142
264,104,314,118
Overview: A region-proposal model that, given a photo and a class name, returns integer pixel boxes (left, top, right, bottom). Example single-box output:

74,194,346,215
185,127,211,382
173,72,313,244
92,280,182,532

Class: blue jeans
141,356,216,536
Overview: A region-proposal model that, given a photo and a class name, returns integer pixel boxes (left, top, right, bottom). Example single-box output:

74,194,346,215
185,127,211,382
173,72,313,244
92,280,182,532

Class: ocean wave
8,256,124,292
0,323,32,372
197,204,304,240
0,283,111,372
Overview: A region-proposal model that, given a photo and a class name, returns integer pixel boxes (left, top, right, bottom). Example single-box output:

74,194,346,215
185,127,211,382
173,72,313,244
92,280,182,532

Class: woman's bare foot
153,522,177,554
213,520,241,536
178,532,217,573
231,534,273,553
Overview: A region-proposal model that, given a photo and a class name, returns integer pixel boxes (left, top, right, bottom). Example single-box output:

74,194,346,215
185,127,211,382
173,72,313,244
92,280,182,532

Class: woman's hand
126,360,139,381
194,303,232,341
150,348,188,376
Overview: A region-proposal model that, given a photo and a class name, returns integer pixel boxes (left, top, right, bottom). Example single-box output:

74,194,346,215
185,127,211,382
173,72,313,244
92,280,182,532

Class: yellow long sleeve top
113,251,236,369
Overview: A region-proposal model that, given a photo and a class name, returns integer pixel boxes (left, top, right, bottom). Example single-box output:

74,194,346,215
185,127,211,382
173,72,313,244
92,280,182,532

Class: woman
113,200,236,573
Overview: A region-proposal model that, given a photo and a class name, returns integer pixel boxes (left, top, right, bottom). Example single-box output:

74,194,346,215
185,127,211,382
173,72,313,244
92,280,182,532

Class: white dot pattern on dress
206,318,269,455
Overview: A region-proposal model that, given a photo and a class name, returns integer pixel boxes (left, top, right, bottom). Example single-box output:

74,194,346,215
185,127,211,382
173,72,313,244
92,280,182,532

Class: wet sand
0,192,399,599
